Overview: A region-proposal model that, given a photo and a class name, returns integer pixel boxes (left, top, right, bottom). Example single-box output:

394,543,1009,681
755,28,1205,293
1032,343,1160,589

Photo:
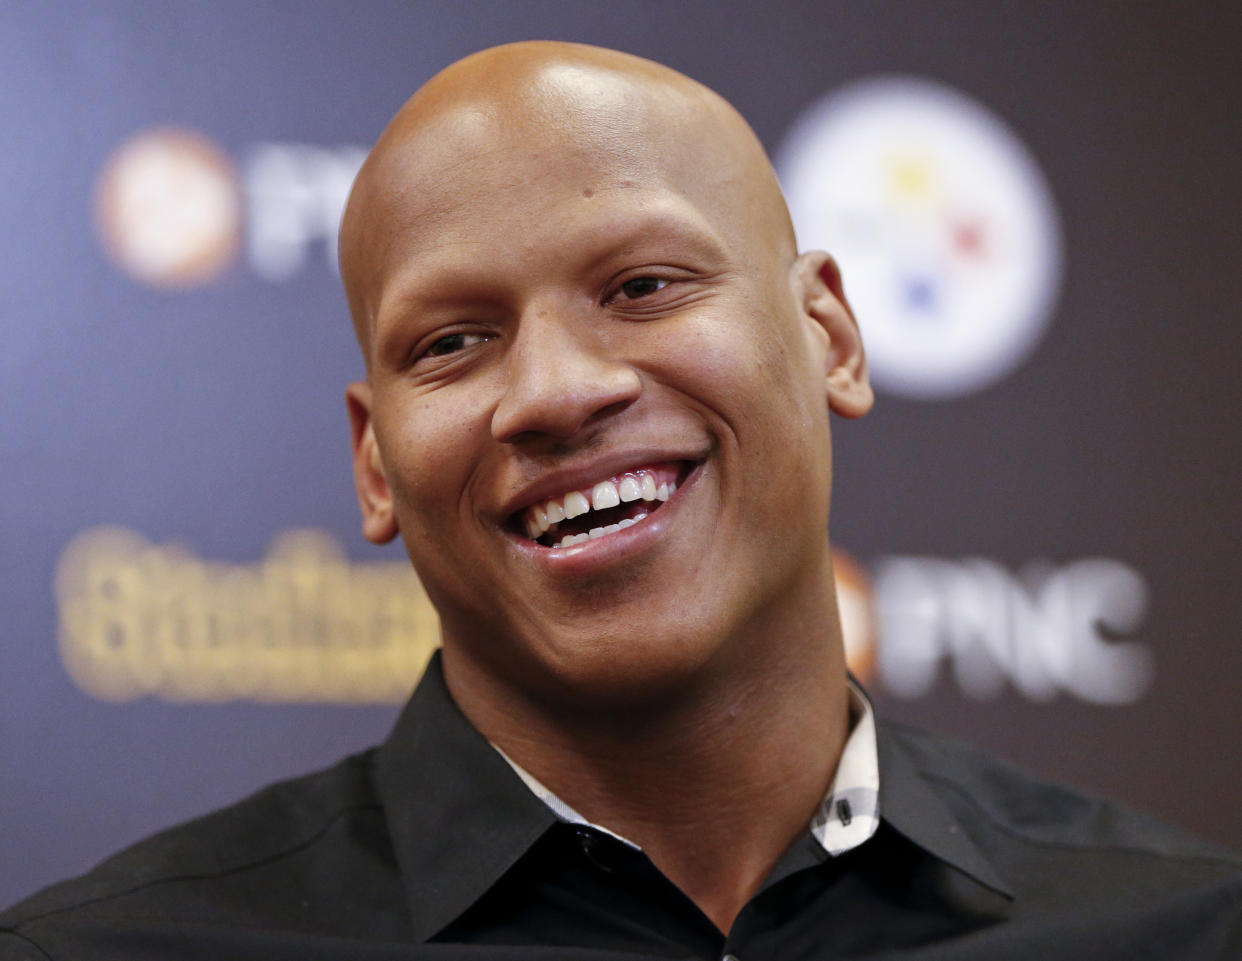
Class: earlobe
794,251,874,419
346,381,399,544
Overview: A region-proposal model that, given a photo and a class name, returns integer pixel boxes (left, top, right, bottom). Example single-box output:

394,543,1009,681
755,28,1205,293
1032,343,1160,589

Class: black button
571,827,616,872
573,827,595,850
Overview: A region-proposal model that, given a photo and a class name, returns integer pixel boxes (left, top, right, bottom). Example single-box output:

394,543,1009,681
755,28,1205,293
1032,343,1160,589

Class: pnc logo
835,549,1153,705
776,77,1064,400
94,127,365,290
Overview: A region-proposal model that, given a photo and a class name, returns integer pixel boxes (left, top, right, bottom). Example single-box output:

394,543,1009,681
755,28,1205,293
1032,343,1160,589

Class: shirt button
572,827,614,872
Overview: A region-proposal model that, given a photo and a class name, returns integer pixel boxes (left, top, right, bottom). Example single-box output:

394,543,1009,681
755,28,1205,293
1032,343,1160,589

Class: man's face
346,69,867,710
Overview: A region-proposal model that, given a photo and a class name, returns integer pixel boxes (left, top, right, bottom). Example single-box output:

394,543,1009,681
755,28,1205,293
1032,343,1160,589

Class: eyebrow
583,206,731,269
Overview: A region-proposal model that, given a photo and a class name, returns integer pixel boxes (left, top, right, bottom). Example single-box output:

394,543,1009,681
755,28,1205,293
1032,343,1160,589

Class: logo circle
95,128,242,289
776,77,1063,399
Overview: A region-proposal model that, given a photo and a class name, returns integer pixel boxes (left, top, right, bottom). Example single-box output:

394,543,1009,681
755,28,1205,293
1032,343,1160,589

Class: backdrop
4,0,1240,907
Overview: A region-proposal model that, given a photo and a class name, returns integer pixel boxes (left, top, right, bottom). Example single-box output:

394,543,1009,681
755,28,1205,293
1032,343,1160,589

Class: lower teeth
554,512,647,549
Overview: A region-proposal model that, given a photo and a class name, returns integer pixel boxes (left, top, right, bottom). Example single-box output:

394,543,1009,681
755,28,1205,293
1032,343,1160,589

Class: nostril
582,397,638,429
491,361,642,444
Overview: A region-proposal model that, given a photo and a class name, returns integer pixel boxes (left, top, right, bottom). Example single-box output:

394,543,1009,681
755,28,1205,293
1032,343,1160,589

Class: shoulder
872,722,1242,957
880,718,1242,888
0,750,385,945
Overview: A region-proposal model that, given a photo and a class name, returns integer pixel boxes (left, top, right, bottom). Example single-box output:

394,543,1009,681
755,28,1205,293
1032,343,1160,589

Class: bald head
339,41,796,357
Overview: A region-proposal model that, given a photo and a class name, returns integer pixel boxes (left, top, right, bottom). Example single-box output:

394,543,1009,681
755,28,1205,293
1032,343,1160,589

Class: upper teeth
523,469,676,544
564,491,590,519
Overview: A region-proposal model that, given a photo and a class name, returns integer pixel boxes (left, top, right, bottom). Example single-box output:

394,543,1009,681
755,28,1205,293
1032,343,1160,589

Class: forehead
393,59,697,172
380,75,722,230
373,127,699,287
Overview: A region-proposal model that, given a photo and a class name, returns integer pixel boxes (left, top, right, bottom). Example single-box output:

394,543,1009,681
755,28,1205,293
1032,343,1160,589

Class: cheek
653,304,821,431
378,392,488,515
658,306,833,518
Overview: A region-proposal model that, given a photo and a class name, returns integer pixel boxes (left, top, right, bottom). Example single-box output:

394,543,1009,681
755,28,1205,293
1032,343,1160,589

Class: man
2,41,1238,960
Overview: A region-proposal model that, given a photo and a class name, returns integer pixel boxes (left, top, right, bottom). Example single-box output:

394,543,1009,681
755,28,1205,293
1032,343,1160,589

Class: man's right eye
424,331,486,358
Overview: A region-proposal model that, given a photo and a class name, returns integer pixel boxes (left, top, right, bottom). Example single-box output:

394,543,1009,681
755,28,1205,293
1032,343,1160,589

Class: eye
424,331,489,358
611,276,670,302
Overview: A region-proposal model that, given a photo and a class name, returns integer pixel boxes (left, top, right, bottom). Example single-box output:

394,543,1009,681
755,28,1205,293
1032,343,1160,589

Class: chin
518,610,749,719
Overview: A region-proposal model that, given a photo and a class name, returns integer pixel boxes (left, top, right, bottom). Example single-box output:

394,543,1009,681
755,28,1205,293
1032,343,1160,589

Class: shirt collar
875,716,1015,899
373,652,559,943
496,677,884,859
809,676,882,854
374,653,1011,943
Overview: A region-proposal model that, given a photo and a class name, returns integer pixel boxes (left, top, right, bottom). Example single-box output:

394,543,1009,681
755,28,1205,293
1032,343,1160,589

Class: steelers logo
776,78,1063,399
95,128,242,289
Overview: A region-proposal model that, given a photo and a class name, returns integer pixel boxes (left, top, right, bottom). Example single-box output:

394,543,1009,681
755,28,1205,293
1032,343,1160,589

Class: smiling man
340,40,871,937
3,41,1239,961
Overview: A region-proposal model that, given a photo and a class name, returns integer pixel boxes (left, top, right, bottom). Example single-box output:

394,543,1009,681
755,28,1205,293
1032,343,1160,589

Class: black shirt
3,653,1240,960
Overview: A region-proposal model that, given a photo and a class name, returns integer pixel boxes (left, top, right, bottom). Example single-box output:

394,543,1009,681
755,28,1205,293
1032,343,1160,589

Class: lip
496,447,709,523
503,458,705,574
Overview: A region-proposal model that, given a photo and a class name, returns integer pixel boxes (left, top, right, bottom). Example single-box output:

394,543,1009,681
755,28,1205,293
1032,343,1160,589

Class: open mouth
513,462,687,550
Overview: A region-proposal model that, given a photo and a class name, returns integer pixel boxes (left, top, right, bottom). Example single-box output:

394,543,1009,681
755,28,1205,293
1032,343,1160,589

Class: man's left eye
614,276,669,301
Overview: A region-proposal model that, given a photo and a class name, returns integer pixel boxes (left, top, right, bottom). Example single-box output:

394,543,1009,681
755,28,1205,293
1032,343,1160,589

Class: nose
490,307,642,444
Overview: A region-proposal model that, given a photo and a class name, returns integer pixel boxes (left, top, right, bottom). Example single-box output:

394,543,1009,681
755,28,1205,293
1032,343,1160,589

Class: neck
443,582,851,933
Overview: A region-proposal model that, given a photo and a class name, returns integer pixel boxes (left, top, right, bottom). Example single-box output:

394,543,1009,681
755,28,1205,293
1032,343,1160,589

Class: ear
794,251,873,419
345,381,399,544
